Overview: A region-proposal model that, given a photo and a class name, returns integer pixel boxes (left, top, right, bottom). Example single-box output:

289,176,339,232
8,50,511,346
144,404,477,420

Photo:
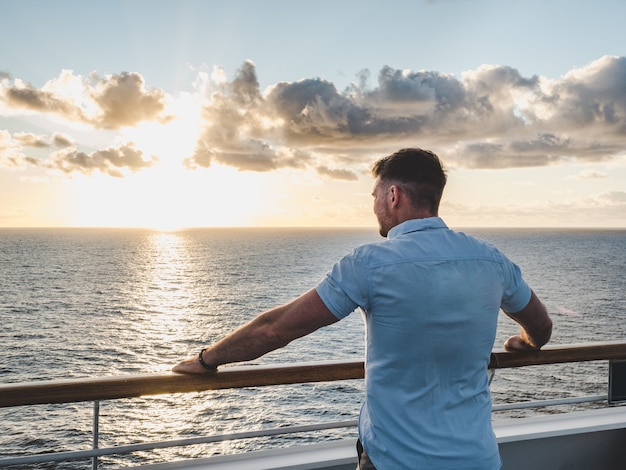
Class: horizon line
1,225,625,232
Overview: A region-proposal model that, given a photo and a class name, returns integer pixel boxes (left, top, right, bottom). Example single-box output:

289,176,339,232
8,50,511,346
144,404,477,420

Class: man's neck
396,209,436,225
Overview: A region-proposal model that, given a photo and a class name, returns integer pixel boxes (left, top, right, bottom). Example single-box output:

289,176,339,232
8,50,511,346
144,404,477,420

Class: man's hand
172,354,216,374
503,290,552,352
503,335,540,351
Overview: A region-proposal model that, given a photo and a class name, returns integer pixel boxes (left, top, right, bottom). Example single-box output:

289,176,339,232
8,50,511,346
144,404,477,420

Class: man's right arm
172,288,339,374
503,290,553,351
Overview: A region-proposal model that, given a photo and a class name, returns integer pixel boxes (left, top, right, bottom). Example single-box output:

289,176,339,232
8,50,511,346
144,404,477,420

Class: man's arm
503,289,553,351
172,288,339,374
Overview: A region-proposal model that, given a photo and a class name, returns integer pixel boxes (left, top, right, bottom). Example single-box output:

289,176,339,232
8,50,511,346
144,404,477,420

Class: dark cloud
191,58,626,175
265,77,427,141
267,78,360,141
372,66,468,110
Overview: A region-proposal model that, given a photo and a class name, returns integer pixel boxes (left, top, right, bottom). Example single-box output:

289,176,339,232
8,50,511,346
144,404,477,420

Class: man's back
317,217,531,469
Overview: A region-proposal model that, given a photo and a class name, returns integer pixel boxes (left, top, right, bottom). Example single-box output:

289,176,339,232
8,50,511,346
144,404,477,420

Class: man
173,148,553,469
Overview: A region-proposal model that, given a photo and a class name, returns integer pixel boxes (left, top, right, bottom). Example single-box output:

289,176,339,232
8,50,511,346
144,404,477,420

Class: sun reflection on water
131,231,198,370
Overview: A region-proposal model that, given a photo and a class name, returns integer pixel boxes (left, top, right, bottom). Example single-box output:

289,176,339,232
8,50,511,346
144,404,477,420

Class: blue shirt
315,218,531,469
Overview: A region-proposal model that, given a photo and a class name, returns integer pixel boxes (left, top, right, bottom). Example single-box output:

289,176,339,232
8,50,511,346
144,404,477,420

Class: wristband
198,348,216,371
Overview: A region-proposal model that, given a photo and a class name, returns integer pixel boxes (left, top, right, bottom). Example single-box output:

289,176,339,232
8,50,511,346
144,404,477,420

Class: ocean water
0,227,625,468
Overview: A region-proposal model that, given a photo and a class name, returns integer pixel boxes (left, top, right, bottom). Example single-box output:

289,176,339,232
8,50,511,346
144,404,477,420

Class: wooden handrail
0,361,364,408
489,340,626,368
1,342,625,408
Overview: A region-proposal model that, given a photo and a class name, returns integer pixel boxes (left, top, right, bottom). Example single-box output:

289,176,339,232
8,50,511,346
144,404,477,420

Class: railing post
609,360,626,405
92,400,100,470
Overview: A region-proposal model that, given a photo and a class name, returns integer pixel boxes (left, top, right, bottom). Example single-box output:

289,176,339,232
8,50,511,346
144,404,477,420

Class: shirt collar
387,217,448,239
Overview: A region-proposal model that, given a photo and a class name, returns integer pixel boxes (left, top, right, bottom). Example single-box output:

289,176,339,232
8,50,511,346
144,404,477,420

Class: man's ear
389,184,399,206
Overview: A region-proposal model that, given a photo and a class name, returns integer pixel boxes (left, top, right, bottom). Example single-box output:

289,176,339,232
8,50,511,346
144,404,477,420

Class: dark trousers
356,439,377,470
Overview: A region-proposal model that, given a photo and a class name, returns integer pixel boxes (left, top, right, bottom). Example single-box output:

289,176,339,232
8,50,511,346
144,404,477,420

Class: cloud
187,62,409,175
12,131,74,148
12,132,50,148
186,61,315,172
90,72,171,128
547,56,626,130
567,169,609,180
0,129,38,168
53,133,74,148
186,55,626,175
1,130,156,177
267,78,371,141
2,78,89,122
47,142,157,177
3,55,626,179
0,129,77,170
316,165,359,181
0,70,170,129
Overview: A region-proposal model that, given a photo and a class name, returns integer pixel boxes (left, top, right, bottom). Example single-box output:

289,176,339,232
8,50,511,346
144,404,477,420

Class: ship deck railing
1,341,626,469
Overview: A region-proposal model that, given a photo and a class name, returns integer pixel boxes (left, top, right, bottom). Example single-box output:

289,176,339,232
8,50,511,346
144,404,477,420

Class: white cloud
567,169,609,180
0,70,170,129
47,142,157,177
2,55,626,180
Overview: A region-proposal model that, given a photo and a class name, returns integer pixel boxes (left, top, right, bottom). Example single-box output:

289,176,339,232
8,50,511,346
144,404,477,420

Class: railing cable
0,419,358,467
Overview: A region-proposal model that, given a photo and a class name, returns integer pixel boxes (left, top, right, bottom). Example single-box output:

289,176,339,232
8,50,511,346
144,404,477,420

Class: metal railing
1,341,625,468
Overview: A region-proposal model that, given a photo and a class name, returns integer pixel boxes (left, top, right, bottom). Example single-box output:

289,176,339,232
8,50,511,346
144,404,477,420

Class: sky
1,0,625,230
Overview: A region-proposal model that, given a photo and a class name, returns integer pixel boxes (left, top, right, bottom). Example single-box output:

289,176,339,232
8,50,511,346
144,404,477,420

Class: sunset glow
1,1,625,229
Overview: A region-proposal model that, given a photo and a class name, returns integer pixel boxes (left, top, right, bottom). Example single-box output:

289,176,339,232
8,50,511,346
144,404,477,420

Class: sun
66,160,272,229
64,94,267,229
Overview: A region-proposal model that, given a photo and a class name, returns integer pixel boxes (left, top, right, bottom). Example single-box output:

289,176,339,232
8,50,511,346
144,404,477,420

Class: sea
1,227,625,469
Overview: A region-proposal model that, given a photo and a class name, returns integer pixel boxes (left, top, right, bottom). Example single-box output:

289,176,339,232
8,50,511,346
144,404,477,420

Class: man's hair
372,148,447,213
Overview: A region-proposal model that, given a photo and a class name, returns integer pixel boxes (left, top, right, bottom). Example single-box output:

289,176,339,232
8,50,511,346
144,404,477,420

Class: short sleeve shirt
315,218,530,470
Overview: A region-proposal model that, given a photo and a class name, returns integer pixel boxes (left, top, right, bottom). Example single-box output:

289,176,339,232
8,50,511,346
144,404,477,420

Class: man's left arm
503,290,553,351
172,288,339,374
